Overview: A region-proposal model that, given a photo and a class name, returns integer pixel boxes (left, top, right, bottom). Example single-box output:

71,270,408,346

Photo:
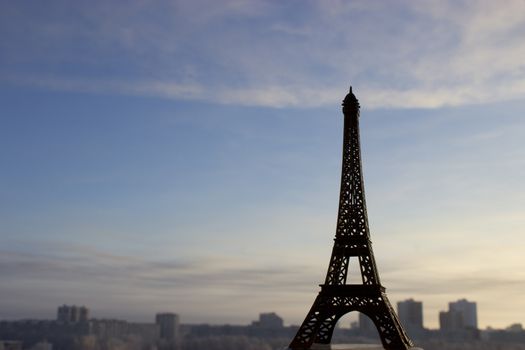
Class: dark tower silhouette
289,88,413,350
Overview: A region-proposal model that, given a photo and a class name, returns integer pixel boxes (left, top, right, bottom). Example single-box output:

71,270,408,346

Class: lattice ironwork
289,88,413,350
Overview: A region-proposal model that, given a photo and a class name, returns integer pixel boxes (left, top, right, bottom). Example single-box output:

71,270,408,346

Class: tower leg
370,294,413,350
314,313,339,344
289,295,327,349
289,293,413,350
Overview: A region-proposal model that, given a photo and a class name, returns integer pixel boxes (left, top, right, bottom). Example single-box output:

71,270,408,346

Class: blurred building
89,319,128,339
439,298,478,332
0,340,23,350
449,299,477,329
56,305,89,323
485,323,525,343
128,322,160,343
439,309,463,331
155,313,180,342
506,323,524,333
252,312,284,328
28,341,53,350
358,312,376,335
397,299,424,332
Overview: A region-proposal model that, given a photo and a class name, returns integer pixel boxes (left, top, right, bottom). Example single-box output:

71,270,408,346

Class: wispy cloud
1,1,525,108
4,75,204,100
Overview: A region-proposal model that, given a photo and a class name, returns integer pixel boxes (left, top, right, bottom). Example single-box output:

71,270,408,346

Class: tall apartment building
439,299,478,331
449,299,477,329
397,299,424,332
439,309,463,331
155,313,180,342
57,305,89,323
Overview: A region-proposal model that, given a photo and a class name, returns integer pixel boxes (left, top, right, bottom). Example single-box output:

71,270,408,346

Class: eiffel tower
289,88,414,350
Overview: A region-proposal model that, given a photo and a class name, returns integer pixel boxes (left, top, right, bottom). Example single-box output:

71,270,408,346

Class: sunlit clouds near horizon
1,0,525,329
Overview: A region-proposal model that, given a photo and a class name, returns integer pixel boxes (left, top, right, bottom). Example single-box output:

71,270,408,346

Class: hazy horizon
1,0,525,330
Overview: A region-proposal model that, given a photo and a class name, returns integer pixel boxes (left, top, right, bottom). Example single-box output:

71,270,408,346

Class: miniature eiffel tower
289,88,413,350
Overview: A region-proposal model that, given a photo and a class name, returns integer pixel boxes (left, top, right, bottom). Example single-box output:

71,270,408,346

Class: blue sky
1,0,525,329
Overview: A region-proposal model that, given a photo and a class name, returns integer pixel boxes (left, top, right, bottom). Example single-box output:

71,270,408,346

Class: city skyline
0,297,493,332
3,302,523,350
1,1,525,330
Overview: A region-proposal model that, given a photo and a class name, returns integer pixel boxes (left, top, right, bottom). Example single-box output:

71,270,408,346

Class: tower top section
342,86,360,116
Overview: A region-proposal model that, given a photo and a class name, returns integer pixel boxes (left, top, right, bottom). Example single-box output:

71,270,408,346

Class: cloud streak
2,236,524,327
0,243,320,323
2,1,525,108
